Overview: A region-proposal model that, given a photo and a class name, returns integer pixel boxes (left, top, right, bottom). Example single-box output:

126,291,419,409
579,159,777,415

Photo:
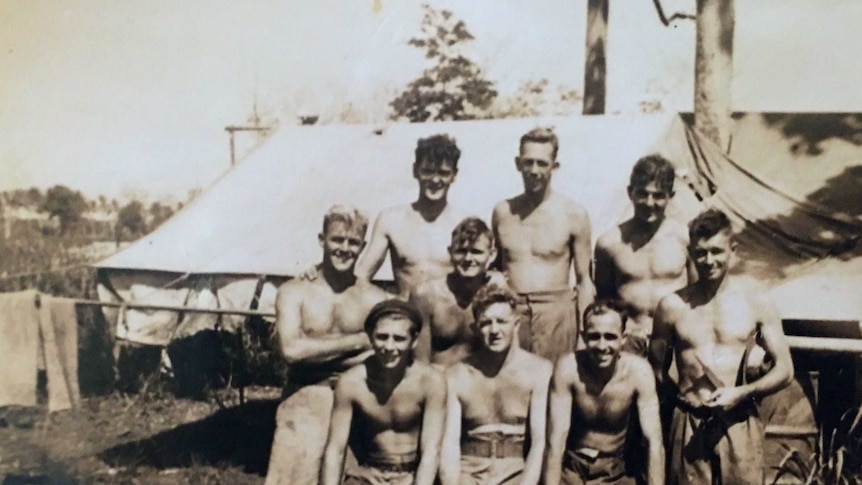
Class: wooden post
694,0,734,150
583,0,609,115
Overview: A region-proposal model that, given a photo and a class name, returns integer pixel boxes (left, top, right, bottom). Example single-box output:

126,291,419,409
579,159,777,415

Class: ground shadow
98,398,279,476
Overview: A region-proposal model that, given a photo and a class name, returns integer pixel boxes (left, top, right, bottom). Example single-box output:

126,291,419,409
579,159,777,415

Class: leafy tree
116,201,147,240
149,201,175,229
390,5,497,122
39,185,87,233
491,79,582,118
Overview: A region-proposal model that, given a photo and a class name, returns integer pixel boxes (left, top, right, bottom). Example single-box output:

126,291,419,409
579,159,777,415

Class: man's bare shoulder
492,199,513,219
657,289,687,313
659,217,690,243
412,361,446,393
619,353,654,382
553,351,578,383
277,276,321,299
375,205,412,228
516,349,553,374
335,363,368,397
596,225,624,251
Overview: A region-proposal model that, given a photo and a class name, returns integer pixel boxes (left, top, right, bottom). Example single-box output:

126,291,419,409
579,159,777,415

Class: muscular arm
633,360,665,485
648,297,680,400
521,362,552,485
572,209,595,334
275,284,369,365
543,356,574,484
354,212,391,282
416,369,447,485
593,240,616,300
320,378,354,485
439,370,462,485
409,289,433,363
490,204,506,272
742,292,794,398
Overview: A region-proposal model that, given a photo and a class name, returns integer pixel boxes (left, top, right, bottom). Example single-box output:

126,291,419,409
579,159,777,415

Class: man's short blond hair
520,127,559,159
322,205,369,236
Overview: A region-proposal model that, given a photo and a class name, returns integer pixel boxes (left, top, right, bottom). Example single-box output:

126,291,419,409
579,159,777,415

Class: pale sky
2,0,862,201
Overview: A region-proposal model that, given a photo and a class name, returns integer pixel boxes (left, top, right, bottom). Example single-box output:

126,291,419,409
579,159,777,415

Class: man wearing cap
265,206,390,485
410,216,501,367
439,283,552,485
492,127,594,363
321,299,447,485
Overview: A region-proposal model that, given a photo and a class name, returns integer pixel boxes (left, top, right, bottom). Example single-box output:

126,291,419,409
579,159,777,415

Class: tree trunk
694,0,734,151
583,0,609,115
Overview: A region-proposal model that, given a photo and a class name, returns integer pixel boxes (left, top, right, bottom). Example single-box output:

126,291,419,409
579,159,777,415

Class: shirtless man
440,283,552,485
649,209,794,485
321,300,446,485
265,206,390,485
545,300,664,485
492,128,594,362
595,154,691,356
410,217,499,366
356,134,467,298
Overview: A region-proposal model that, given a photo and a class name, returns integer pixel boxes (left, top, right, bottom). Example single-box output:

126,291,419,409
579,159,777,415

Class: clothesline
61,297,862,354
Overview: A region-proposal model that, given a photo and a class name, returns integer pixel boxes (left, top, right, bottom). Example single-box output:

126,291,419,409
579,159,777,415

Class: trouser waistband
358,451,418,473
461,433,525,458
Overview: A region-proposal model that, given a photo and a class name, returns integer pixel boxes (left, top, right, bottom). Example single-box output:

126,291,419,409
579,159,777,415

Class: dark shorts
516,288,578,362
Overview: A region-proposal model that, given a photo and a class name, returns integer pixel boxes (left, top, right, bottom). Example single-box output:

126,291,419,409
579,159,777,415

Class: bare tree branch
652,0,695,26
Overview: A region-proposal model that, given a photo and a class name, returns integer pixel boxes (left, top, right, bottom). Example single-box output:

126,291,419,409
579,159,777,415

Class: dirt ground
0,386,281,484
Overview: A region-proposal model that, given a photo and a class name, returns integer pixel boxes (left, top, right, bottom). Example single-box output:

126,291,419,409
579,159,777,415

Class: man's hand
484,270,509,288
297,264,321,281
705,386,749,412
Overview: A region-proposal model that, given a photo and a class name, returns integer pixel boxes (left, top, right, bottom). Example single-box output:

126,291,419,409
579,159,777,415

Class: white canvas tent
94,112,862,344
95,114,703,344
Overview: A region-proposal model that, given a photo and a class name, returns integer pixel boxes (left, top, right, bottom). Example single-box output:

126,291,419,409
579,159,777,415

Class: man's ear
626,185,635,201
412,162,420,179
514,156,521,170
552,160,560,170
486,246,499,270
359,240,367,253
318,233,325,247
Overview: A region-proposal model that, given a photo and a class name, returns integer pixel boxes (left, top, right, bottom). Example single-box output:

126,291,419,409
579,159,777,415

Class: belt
461,437,524,458
358,452,418,473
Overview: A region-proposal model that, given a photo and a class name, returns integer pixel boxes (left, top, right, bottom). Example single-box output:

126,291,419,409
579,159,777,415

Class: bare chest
610,237,688,282
389,216,457,269
300,289,370,336
354,384,425,432
460,372,532,425
497,210,572,259
675,298,758,349
572,379,634,425
427,295,473,338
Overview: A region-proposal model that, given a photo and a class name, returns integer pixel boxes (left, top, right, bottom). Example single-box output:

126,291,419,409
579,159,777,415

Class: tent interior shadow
98,398,279,476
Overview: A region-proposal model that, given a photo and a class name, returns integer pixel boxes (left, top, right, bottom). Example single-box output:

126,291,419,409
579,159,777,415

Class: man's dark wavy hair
415,134,461,170
629,154,675,193
688,208,732,243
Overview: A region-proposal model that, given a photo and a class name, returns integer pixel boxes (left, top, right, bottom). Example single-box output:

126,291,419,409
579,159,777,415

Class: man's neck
694,273,729,301
473,345,515,377
367,359,409,397
624,217,663,248
521,186,552,207
412,196,448,222
320,263,357,293
447,272,487,307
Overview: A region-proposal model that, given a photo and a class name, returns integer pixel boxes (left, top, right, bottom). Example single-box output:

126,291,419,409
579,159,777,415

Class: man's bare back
410,276,474,365
595,218,689,334
493,192,590,293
